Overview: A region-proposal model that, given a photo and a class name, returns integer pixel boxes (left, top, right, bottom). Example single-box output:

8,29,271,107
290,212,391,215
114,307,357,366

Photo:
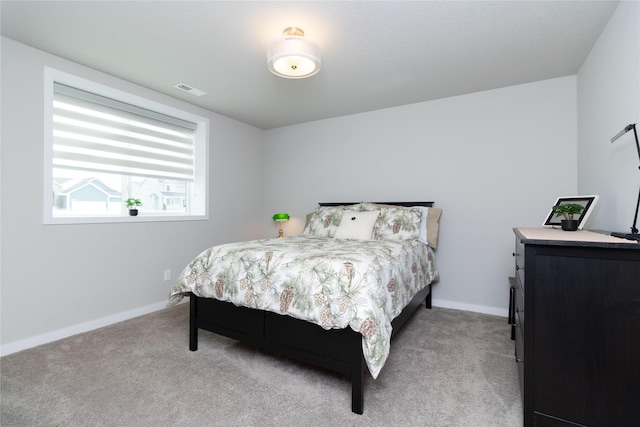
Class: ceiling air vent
174,83,207,97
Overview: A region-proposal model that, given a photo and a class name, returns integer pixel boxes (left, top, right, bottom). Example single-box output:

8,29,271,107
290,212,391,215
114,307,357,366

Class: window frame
44,67,209,224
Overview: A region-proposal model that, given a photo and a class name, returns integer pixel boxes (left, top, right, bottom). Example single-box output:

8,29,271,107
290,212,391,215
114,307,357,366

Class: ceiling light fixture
267,27,321,79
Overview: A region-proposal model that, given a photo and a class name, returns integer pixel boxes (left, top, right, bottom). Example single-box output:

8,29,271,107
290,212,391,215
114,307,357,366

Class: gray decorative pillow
426,207,442,249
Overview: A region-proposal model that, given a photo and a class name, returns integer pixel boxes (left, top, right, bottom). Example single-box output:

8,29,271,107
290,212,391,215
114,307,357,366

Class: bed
169,201,441,414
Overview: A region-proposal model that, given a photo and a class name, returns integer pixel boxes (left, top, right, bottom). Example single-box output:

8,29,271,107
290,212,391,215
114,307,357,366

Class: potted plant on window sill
125,198,142,216
551,203,585,231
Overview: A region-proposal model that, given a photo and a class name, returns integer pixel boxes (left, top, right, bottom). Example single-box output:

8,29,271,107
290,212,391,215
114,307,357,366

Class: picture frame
543,195,599,229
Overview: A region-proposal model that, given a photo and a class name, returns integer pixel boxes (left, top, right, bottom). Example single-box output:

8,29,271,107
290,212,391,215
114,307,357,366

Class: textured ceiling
1,1,619,129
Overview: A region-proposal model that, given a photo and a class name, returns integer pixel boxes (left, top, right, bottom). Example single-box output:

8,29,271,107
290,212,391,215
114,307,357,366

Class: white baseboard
432,298,508,318
1,297,503,357
0,300,184,357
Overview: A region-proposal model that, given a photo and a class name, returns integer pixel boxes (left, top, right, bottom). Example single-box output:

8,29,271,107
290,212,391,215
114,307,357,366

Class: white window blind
53,83,196,181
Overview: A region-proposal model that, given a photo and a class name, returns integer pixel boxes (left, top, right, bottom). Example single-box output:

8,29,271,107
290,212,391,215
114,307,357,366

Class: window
44,68,208,224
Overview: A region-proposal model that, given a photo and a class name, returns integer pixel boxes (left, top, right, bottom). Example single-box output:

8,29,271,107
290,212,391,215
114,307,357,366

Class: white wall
577,1,640,232
0,38,265,354
263,76,578,315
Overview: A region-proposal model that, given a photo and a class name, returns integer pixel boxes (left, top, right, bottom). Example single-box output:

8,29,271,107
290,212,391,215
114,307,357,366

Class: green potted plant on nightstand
124,198,142,216
551,203,584,231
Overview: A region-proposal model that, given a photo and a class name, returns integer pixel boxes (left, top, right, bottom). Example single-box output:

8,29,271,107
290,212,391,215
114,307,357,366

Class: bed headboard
319,201,434,207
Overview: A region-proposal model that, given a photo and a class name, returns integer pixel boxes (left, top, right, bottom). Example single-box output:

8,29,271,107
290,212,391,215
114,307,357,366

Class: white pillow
334,210,380,240
416,206,428,245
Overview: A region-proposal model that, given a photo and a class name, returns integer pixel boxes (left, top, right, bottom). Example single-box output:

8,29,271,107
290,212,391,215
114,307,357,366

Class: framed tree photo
543,195,599,229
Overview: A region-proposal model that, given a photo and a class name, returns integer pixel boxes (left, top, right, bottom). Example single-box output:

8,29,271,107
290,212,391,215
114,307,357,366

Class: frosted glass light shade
267,28,321,79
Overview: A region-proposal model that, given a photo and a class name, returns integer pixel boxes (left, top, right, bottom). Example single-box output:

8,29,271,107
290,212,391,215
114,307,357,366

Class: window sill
44,214,208,225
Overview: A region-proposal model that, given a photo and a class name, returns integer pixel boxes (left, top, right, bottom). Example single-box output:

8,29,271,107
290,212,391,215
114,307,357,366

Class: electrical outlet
163,269,171,281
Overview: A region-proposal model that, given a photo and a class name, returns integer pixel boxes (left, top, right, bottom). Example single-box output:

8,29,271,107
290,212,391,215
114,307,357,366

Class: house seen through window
52,174,187,215
44,68,208,223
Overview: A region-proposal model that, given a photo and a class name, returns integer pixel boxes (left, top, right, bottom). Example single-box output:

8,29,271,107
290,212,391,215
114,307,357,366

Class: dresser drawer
515,277,524,332
514,316,524,400
514,237,525,288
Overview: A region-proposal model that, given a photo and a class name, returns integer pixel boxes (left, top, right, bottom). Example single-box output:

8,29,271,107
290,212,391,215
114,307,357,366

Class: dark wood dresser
511,227,640,427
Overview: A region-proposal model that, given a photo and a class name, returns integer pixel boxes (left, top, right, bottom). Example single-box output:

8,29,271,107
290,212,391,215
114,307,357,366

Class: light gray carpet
1,303,522,426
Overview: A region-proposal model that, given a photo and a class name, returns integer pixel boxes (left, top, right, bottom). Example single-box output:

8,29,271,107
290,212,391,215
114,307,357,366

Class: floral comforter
169,235,439,378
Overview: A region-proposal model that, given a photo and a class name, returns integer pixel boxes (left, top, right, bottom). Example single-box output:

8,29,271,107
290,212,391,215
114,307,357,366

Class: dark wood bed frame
188,201,435,414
